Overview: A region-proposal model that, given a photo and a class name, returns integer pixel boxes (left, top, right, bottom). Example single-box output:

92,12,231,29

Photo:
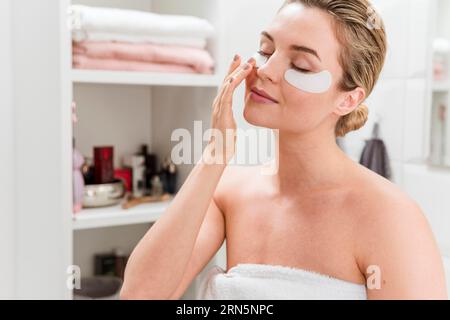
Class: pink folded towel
73,53,197,74
73,41,214,74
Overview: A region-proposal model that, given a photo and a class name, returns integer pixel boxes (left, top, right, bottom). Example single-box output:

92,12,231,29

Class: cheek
282,82,337,128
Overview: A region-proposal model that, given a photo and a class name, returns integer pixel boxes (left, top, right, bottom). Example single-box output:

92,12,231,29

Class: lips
250,87,279,104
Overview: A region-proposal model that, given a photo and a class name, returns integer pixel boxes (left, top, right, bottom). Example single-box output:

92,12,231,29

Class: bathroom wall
342,0,450,258
0,0,15,299
343,0,432,184
222,0,450,261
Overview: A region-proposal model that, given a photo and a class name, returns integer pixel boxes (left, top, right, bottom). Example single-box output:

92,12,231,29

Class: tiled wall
343,0,450,258
343,0,431,185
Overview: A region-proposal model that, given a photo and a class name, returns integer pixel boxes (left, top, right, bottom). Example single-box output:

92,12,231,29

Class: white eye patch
284,69,332,94
252,52,332,94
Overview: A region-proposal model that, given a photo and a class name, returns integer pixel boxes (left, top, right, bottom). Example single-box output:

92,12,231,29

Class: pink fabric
73,41,214,74
73,53,198,73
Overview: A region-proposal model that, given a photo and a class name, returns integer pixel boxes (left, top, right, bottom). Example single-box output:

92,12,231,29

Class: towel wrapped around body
197,264,367,300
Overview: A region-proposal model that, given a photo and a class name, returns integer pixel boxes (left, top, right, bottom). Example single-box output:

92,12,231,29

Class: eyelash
257,50,311,73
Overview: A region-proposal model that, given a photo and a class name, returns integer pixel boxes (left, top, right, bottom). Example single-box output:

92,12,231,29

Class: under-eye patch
284,69,332,94
252,51,332,94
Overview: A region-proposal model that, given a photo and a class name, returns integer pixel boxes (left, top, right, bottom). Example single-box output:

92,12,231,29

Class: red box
115,168,132,192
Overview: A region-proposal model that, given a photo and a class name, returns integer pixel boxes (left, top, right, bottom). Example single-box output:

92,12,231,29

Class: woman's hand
204,54,256,165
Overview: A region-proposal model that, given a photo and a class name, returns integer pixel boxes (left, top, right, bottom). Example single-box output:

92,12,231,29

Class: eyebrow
261,31,322,62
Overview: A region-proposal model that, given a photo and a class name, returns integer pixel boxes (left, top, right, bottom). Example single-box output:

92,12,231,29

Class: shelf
72,199,172,230
72,69,222,87
433,81,450,92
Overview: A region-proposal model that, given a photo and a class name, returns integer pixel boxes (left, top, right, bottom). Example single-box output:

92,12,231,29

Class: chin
243,101,278,129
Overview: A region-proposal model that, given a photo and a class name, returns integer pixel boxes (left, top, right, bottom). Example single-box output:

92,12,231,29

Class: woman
121,0,447,300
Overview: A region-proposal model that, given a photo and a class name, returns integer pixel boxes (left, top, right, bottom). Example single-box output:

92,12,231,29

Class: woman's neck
270,128,352,195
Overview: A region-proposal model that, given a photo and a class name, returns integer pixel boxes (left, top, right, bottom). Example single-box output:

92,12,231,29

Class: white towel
72,31,207,49
69,5,215,40
197,264,367,300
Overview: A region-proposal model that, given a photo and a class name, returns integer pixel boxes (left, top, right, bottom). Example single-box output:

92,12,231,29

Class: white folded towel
72,32,207,49
70,5,215,40
197,264,367,300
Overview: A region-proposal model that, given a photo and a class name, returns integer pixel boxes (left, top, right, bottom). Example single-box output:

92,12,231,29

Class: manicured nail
229,76,234,83
244,63,251,70
233,54,240,61
247,57,255,64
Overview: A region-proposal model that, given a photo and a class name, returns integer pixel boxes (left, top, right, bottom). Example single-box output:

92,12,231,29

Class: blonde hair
280,0,387,137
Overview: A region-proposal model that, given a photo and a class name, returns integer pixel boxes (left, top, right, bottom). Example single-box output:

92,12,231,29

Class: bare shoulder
213,165,259,211
350,164,447,299
349,163,429,235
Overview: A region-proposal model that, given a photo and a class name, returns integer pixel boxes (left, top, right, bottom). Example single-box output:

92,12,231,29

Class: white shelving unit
72,200,172,230
1,0,280,299
428,0,450,167
68,0,229,300
433,81,450,92
72,70,222,87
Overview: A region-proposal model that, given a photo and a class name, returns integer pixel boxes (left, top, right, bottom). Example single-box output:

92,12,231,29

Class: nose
256,52,283,84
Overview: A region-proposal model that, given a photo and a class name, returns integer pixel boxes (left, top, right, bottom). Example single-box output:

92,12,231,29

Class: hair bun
335,104,369,137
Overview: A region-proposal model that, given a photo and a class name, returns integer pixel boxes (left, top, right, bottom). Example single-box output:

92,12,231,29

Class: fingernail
233,54,240,61
247,57,255,64
244,63,251,70
229,76,234,83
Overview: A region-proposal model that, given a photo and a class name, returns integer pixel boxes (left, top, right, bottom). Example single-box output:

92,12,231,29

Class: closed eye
258,51,311,73
257,50,271,58
291,64,312,73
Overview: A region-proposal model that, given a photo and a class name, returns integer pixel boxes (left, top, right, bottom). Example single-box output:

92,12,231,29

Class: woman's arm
120,55,256,300
358,198,448,300
168,196,226,300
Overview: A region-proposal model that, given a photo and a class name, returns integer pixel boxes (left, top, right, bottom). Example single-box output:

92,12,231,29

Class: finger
220,59,256,109
227,54,241,75
215,57,255,115
213,58,244,111
226,56,256,85
223,55,242,86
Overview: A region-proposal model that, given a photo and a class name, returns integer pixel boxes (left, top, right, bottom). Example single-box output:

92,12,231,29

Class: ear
334,87,366,116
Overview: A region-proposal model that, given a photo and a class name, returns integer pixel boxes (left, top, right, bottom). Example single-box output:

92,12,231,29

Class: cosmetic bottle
82,157,95,185
139,144,158,191
73,139,84,214
94,146,114,184
150,175,164,197
160,156,178,195
124,155,146,198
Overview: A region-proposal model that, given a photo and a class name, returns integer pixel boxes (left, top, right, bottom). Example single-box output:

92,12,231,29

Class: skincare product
252,51,332,94
94,146,114,184
124,155,146,198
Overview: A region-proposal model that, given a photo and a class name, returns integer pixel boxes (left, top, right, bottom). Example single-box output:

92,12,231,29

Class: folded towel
73,41,214,74
73,32,208,49
197,264,367,300
70,5,215,40
73,54,197,74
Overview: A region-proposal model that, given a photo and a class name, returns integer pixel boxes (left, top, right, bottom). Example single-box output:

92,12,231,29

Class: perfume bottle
94,146,114,184
124,155,146,198
160,156,178,195
150,175,164,197
139,144,158,191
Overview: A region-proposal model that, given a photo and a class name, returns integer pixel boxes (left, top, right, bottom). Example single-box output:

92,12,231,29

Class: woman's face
244,3,352,134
